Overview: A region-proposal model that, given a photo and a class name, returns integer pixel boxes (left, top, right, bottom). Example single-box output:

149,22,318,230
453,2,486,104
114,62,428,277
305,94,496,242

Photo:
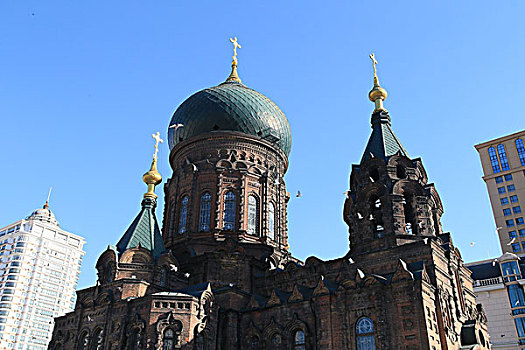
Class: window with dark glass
268,202,275,240
515,206,522,214
223,191,236,230
517,139,525,166
504,208,512,216
520,229,525,237
499,187,507,194
505,174,514,181
522,241,525,251
508,185,516,192
293,330,306,350
502,198,510,205
247,195,258,235
178,196,189,234
515,317,525,338
498,144,510,171
518,218,525,225
489,147,501,173
508,284,525,307
507,219,516,227
511,195,519,203
356,317,376,350
502,261,521,281
495,176,504,184
510,231,518,239
198,192,212,232
513,243,521,252
271,334,282,349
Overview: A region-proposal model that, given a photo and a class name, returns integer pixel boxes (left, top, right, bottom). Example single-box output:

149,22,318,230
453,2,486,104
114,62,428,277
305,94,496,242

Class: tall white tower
0,202,85,350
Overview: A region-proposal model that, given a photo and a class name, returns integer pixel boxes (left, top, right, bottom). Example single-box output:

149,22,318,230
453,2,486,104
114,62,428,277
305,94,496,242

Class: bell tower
343,54,444,256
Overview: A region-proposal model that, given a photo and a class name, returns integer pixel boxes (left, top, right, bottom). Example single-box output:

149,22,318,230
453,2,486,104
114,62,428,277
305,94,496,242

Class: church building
49,43,490,349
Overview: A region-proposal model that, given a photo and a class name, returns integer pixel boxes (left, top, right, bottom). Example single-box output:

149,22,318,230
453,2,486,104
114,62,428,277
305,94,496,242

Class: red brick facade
50,107,489,350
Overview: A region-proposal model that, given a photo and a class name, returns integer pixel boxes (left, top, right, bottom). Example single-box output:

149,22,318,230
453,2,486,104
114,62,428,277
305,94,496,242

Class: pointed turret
116,133,167,260
361,54,407,163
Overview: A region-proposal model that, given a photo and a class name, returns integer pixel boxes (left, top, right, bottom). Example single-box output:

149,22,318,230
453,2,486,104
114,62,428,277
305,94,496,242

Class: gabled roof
360,111,408,163
116,197,166,260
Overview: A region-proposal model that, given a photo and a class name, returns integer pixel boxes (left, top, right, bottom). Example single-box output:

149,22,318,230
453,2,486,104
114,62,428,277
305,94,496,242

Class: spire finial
143,132,163,198
226,37,242,83
44,186,52,209
368,53,388,113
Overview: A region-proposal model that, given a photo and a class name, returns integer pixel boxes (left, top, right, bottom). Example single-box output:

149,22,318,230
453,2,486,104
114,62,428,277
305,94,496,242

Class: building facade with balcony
0,202,85,349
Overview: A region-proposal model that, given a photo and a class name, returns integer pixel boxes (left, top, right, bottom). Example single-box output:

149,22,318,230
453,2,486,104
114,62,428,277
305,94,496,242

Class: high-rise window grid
498,144,511,171
515,206,523,214
502,198,510,205
499,187,506,194
516,139,525,166
511,195,519,203
495,176,504,184
508,185,516,192
489,147,501,173
504,208,512,216
505,174,514,181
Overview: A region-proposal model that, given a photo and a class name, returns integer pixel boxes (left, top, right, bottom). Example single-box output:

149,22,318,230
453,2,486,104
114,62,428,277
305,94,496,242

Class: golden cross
369,53,378,77
151,132,164,159
229,37,242,62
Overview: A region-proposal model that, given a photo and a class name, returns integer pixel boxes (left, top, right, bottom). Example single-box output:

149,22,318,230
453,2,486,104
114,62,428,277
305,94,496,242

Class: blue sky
1,1,524,289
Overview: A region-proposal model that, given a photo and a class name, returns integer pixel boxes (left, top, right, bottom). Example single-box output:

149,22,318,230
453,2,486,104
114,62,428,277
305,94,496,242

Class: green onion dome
168,80,292,157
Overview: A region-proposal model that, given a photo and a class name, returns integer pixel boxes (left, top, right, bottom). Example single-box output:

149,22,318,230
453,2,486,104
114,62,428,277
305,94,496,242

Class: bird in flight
296,191,302,198
169,123,184,131
470,242,476,247
507,237,517,245
357,212,364,220
169,264,178,272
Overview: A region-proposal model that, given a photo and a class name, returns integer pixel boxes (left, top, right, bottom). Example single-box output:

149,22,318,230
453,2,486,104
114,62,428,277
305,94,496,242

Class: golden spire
368,53,388,112
143,132,163,198
226,37,242,83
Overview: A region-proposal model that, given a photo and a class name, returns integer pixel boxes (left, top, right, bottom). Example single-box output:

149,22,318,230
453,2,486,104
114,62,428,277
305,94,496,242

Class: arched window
293,330,306,350
195,333,205,350
488,146,501,173
199,192,212,232
91,329,104,350
270,334,282,349
268,203,275,240
356,317,376,350
248,335,259,349
223,191,236,230
498,144,510,171
247,195,259,235
78,332,89,350
163,328,176,350
516,139,525,166
178,196,189,234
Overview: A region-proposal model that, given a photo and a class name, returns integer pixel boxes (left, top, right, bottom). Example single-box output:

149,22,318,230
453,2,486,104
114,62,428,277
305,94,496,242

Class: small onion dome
168,79,292,157
369,84,387,103
28,201,59,226
143,158,162,198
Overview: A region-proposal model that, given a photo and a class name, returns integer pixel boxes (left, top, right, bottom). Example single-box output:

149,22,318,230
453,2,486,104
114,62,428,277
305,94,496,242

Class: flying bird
369,152,374,158
507,237,517,245
418,221,424,229
369,177,375,183
169,123,184,131
348,257,355,264
87,316,93,322
191,163,198,172
184,273,191,278
470,242,476,247
423,238,429,245
296,191,302,198
369,214,374,221
228,283,234,287
169,264,178,272
492,259,498,266
357,212,364,220
343,190,351,198
357,269,365,279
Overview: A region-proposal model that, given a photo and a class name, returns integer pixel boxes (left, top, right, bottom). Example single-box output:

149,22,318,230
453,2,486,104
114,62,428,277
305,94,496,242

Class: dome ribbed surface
168,81,292,156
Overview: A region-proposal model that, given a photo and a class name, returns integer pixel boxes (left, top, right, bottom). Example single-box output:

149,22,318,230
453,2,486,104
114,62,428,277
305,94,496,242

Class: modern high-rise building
475,130,525,254
0,202,85,350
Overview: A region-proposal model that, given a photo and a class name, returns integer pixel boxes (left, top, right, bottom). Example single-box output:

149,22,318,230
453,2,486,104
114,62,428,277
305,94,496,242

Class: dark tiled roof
467,262,501,281
116,197,166,260
168,81,292,156
360,111,407,163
